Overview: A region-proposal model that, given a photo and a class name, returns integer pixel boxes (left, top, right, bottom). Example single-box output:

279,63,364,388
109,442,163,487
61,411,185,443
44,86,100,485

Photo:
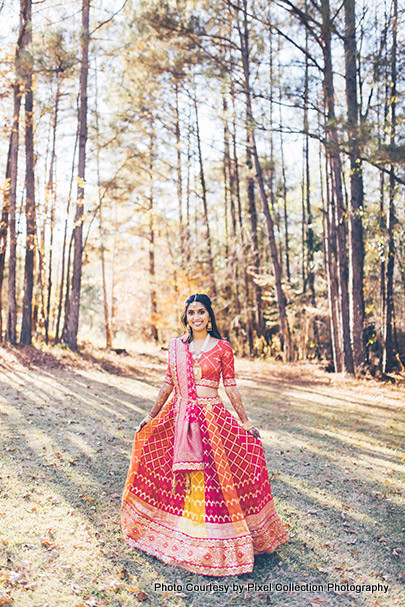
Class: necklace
189,334,211,381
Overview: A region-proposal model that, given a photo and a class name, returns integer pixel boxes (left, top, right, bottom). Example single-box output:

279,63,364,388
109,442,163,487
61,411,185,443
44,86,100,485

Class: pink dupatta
169,337,204,475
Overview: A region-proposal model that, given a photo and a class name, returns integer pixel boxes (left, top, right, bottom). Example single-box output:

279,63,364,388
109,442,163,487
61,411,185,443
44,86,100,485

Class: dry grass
0,343,403,607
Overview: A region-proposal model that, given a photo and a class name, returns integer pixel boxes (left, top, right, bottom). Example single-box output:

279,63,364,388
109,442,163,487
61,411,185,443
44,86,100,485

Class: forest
0,0,404,376
1,4,404,606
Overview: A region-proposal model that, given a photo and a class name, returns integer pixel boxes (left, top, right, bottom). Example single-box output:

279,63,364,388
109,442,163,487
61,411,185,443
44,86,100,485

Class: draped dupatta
121,336,289,576
170,337,204,475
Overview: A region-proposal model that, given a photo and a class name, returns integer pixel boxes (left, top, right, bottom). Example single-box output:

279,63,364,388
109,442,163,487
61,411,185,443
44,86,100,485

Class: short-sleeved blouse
164,339,237,389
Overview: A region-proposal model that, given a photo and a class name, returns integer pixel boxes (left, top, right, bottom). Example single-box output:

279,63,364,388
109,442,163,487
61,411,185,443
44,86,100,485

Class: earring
207,320,212,331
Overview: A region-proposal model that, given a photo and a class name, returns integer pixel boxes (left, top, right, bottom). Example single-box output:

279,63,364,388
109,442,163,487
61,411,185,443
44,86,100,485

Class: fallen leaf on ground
41,538,58,549
5,571,28,586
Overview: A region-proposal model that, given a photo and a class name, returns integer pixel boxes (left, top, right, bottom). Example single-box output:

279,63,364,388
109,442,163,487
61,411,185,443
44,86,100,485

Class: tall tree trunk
20,0,36,345
37,191,46,334
164,225,179,305
320,0,354,373
344,0,365,372
277,36,291,283
61,234,74,343
94,61,112,349
64,0,90,351
301,137,307,291
241,53,264,339
223,95,230,264
37,120,52,336
238,0,292,361
175,80,186,267
223,93,241,328
325,152,342,371
302,17,319,353
110,196,118,336
379,67,390,365
194,95,217,296
245,129,264,337
0,148,12,340
302,19,309,293
148,127,158,343
303,23,317,314
6,82,22,344
55,113,79,344
231,88,254,355
45,80,61,344
99,209,112,348
279,127,290,284
185,97,192,271
382,0,398,373
319,129,335,364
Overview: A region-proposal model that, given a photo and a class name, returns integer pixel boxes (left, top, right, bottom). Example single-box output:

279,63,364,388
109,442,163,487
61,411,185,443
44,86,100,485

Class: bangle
144,413,154,422
242,421,254,431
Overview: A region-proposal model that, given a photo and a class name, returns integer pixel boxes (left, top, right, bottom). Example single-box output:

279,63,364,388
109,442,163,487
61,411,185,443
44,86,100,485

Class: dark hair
181,293,222,343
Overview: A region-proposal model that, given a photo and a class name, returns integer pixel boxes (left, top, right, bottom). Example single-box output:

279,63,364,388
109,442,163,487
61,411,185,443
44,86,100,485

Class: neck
192,329,208,341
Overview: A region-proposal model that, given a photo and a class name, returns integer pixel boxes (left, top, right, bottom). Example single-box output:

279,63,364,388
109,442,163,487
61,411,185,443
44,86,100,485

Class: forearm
148,383,173,419
224,386,249,424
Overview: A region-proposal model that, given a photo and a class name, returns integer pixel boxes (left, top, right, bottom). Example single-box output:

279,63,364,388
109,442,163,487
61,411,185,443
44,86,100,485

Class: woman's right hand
136,383,173,432
136,417,150,432
247,426,261,440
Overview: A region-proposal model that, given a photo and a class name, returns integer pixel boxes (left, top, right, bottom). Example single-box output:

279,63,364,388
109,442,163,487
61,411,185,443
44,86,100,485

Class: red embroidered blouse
164,339,237,389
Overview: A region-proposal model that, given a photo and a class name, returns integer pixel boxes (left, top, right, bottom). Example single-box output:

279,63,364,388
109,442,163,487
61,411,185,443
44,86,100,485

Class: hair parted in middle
180,293,222,343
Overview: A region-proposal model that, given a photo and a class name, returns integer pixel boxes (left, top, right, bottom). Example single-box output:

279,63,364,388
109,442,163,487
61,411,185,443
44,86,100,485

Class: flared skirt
121,396,288,576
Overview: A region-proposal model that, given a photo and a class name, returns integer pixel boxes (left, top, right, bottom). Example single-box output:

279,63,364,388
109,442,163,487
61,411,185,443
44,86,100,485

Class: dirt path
0,344,403,607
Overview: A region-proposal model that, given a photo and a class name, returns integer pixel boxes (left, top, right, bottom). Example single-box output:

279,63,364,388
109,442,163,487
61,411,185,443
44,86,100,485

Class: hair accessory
185,293,211,307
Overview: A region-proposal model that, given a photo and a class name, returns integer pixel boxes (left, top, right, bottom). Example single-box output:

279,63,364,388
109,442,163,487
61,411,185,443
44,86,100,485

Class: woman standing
121,294,288,576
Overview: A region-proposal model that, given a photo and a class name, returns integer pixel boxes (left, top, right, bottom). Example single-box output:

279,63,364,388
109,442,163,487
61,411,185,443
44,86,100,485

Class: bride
121,293,288,576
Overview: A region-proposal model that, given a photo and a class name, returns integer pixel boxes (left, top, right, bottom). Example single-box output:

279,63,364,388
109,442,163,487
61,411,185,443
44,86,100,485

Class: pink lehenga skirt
121,395,288,576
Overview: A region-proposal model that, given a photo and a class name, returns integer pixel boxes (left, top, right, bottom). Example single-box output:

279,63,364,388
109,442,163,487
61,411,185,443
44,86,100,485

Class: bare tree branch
90,0,129,36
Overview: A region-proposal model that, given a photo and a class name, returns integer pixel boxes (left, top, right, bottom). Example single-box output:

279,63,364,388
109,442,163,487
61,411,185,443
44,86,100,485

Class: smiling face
186,301,210,333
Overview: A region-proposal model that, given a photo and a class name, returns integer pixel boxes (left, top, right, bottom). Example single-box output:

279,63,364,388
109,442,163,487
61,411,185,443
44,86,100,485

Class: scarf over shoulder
168,337,204,474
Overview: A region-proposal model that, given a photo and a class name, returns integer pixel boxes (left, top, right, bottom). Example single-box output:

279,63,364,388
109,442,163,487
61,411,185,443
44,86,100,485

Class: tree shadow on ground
0,346,403,607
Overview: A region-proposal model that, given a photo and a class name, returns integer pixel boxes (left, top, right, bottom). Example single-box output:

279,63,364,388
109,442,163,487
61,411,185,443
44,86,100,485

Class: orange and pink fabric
121,337,288,576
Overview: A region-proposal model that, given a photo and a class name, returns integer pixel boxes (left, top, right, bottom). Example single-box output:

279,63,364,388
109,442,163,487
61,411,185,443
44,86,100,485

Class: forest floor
0,342,404,607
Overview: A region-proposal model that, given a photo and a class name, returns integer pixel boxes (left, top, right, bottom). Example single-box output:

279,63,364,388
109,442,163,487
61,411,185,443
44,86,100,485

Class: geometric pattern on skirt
121,396,288,576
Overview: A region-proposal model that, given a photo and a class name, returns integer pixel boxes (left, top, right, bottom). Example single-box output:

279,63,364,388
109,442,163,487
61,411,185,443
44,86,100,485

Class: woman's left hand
248,426,261,439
